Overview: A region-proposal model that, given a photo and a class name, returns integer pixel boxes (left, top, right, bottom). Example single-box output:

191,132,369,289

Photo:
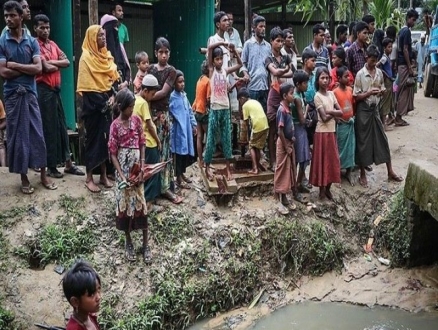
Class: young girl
170,70,197,189
333,66,356,185
274,82,296,215
108,89,150,263
292,70,311,201
63,261,101,330
329,47,354,90
192,60,210,167
204,41,242,181
310,67,343,201
147,37,182,204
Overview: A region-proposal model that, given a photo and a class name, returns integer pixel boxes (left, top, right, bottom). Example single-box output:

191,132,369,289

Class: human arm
240,41,250,82
0,60,21,79
151,67,176,101
46,48,69,68
146,119,161,150
315,93,333,122
277,126,293,155
226,47,242,74
294,98,307,125
402,31,413,75
7,56,42,76
353,73,380,102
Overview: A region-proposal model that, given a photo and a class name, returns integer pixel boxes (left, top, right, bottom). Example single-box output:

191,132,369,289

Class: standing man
0,1,57,193
110,2,129,45
347,21,369,77
241,15,271,113
34,14,84,178
225,12,242,54
415,35,428,88
303,24,331,69
1,0,30,36
395,9,419,127
362,14,376,43
281,28,298,70
333,24,348,48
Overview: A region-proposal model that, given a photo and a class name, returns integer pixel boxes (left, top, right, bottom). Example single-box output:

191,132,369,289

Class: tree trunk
88,0,98,25
362,0,368,16
244,0,251,41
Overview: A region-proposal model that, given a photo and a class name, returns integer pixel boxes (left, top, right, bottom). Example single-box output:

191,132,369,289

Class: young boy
63,261,101,330
265,26,294,170
274,82,297,215
0,100,6,166
347,21,369,77
133,51,149,94
237,87,269,174
378,38,394,130
353,45,403,188
134,74,165,212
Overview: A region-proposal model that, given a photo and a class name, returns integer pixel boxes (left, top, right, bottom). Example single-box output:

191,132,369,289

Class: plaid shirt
347,41,367,77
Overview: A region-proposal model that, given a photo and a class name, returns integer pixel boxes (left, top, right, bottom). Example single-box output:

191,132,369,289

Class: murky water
252,302,438,330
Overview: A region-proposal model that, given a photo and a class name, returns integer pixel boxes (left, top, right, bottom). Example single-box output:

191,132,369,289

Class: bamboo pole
88,0,98,25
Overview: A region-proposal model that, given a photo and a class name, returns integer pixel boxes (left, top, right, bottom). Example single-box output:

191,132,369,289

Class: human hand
291,137,296,143
286,147,293,155
108,95,115,106
193,126,197,136
157,141,162,151
118,81,129,90
6,61,17,69
408,67,414,76
243,73,250,83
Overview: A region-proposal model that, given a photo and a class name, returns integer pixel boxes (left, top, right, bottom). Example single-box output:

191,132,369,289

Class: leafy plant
0,304,14,330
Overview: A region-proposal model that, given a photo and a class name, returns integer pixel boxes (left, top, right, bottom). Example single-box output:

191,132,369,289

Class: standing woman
77,25,119,193
147,37,183,204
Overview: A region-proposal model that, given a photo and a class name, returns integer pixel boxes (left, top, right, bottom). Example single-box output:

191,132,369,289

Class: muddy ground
1,93,438,329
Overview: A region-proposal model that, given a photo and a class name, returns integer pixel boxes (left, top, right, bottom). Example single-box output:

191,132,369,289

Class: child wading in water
108,89,151,263
63,261,101,330
237,87,269,174
353,45,403,188
274,82,297,215
192,60,210,168
204,41,242,181
292,70,311,203
170,70,197,189
333,66,356,185
310,67,343,200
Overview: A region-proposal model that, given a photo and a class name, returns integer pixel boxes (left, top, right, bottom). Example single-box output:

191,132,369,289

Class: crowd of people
0,0,431,328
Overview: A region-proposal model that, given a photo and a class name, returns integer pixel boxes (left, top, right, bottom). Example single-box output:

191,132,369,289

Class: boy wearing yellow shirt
134,75,162,212
238,88,269,174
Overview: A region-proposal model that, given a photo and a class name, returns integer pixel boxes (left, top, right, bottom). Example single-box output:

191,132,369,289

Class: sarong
337,119,356,169
380,76,393,117
274,138,296,194
396,65,414,117
115,148,148,231
144,146,161,202
153,108,173,193
5,85,47,174
355,102,391,167
204,108,232,164
249,129,268,150
81,91,111,172
293,123,311,165
309,132,340,187
37,83,70,168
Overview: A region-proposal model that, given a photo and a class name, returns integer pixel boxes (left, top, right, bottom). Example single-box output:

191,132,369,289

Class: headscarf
100,14,130,82
77,25,119,94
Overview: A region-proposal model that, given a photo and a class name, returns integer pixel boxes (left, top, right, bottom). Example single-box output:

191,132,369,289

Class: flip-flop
394,121,409,127
21,185,35,195
42,182,58,190
388,174,404,182
64,165,85,176
162,191,183,204
48,169,64,178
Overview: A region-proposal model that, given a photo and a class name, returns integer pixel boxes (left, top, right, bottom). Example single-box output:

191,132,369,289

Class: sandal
277,203,289,215
42,181,58,190
394,121,409,127
64,165,85,176
48,168,64,179
162,190,183,204
21,185,35,195
142,246,152,264
125,243,136,261
294,192,309,204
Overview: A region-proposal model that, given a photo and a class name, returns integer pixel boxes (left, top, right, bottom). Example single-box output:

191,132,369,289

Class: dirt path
0,93,438,329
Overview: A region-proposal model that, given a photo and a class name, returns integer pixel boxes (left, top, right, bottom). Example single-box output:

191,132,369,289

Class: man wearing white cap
415,34,428,88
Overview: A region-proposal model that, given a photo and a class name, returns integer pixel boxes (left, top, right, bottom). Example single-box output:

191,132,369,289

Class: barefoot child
237,87,269,174
353,45,403,188
192,60,211,167
108,89,151,263
133,51,149,94
292,70,311,201
134,74,162,213
204,41,242,181
310,67,343,200
170,70,197,189
63,261,101,330
274,82,297,215
333,66,356,185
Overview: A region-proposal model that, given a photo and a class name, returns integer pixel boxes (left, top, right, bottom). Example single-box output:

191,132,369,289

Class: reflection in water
252,302,438,330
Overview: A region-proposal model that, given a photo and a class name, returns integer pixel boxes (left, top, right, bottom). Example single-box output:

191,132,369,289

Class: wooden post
329,0,335,42
281,1,286,28
244,0,251,41
74,0,84,164
88,0,98,25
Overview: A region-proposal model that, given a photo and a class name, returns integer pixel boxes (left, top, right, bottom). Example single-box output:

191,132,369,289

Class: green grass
0,304,14,330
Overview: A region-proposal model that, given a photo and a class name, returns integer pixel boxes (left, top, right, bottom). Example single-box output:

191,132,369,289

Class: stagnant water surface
251,302,438,330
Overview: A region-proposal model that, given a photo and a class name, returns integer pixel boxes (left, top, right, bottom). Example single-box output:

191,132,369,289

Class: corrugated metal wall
153,0,215,103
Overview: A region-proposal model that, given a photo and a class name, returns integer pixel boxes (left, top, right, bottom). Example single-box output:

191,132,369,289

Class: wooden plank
200,166,219,194
233,171,274,184
224,178,238,193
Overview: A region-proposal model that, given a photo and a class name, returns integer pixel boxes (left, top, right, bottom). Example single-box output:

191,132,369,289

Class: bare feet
99,176,114,188
257,163,265,172
345,170,355,186
248,168,259,174
225,168,233,181
325,189,334,200
181,174,192,183
388,172,403,182
205,166,214,181
359,175,368,188
85,179,101,193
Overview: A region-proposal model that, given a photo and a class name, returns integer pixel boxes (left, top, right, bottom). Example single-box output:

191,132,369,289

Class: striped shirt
304,43,331,69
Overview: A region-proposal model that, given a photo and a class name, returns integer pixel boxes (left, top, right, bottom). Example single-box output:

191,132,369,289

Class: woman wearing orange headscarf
77,25,119,193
